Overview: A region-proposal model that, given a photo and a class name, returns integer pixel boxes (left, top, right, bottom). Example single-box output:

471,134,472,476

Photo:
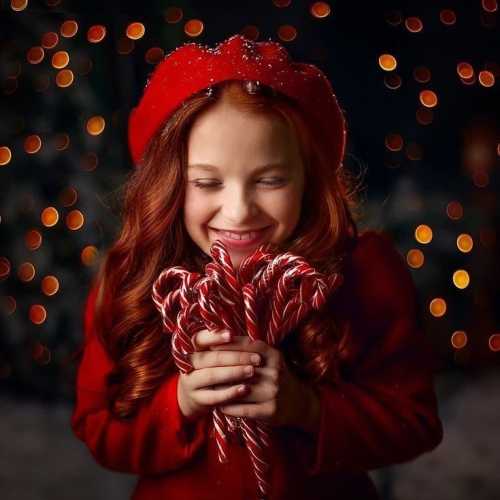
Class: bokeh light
11,0,28,11
126,22,145,40
378,53,397,71
451,330,467,349
478,70,495,87
18,262,35,282
54,133,70,151
0,146,12,166
310,2,331,18
41,275,59,296
385,133,403,151
440,9,457,25
81,245,99,266
86,116,106,136
453,269,470,289
472,170,489,187
66,209,84,230
457,62,474,79
277,25,297,42
61,20,78,38
446,201,463,220
59,186,78,207
51,50,70,69
164,6,183,23
405,16,423,33
41,32,59,49
413,66,431,84
0,257,11,279
419,90,438,108
384,73,402,90
27,46,45,64
41,206,59,227
457,233,474,253
482,0,498,13
56,69,74,88
406,248,424,269
24,135,42,154
87,25,106,43
184,19,204,37
429,298,447,317
415,224,433,244
25,229,42,250
3,296,16,315
145,47,164,65
489,333,500,352
29,304,46,325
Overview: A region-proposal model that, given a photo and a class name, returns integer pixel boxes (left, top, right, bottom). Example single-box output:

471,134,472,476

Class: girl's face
184,99,305,270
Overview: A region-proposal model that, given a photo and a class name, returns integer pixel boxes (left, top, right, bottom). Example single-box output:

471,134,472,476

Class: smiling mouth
209,226,272,246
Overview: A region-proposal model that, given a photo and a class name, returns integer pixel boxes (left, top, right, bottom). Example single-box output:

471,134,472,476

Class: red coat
71,230,443,499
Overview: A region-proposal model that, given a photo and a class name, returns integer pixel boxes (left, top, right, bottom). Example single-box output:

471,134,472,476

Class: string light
25,229,42,250
18,262,36,282
86,116,106,136
452,269,470,289
87,25,106,43
277,25,297,42
24,135,42,154
41,32,59,49
184,19,204,37
56,69,74,88
29,304,47,325
451,331,467,349
429,298,447,317
415,224,433,244
405,16,423,33
41,275,59,296
406,249,424,269
0,146,12,166
457,234,473,253
310,2,331,18
81,245,99,266
61,20,78,38
66,209,84,230
126,22,145,40
378,53,397,71
41,206,59,227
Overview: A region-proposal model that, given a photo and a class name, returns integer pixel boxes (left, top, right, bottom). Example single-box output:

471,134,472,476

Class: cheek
184,190,209,224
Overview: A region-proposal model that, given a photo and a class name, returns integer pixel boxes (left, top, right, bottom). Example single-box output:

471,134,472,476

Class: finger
209,337,281,367
219,401,271,419
190,350,262,369
190,364,255,390
192,328,232,351
196,383,250,406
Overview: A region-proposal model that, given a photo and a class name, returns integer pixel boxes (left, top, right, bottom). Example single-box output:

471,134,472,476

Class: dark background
0,0,499,498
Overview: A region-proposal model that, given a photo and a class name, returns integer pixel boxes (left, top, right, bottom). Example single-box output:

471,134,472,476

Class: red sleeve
70,280,209,476
303,230,443,476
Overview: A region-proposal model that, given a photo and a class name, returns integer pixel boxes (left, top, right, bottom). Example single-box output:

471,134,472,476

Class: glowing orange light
415,224,433,244
406,249,424,269
446,201,463,220
489,333,500,352
87,25,106,43
117,36,135,55
25,229,42,250
29,304,46,325
41,32,59,49
413,66,431,83
405,16,423,32
11,0,28,11
385,133,403,152
51,50,69,69
0,257,11,279
310,2,331,18
126,22,145,40
56,69,74,88
81,245,99,266
164,6,183,24
419,90,438,108
273,0,292,6
440,9,457,25
41,275,59,296
453,269,470,289
41,206,59,227
482,0,498,12
18,262,35,282
61,20,78,38
145,47,164,65
457,233,473,253
451,331,467,349
24,135,42,154
3,296,16,315
277,25,297,42
457,62,474,79
59,186,78,207
86,116,105,136
378,53,397,71
0,146,12,166
416,107,433,125
478,70,495,87
66,209,84,230
184,19,204,37
384,74,402,90
54,133,70,151
27,46,45,64
240,25,259,41
429,298,447,317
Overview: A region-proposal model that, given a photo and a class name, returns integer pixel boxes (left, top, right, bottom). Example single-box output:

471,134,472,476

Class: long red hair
85,80,364,418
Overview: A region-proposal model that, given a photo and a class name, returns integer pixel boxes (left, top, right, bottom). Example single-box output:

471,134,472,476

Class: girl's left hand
209,336,319,431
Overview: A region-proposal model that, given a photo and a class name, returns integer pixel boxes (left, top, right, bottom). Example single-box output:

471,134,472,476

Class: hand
177,329,262,421
209,336,321,432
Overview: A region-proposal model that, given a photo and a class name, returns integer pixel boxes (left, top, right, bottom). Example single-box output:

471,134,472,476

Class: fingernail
250,354,260,365
221,332,231,342
237,385,247,393
244,365,253,376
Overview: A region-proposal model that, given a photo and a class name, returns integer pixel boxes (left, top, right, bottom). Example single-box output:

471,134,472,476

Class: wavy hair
87,80,365,419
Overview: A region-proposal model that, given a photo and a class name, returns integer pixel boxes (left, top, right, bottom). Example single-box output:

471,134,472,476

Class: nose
220,185,258,223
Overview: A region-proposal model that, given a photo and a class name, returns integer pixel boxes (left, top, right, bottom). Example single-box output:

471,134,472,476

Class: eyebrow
187,163,288,174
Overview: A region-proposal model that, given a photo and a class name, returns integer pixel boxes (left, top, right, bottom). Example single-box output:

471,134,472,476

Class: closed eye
189,178,287,189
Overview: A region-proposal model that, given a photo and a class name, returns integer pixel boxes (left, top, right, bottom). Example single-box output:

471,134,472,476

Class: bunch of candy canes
151,240,343,499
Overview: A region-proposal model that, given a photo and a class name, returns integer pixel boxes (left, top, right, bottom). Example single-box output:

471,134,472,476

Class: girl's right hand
177,329,261,420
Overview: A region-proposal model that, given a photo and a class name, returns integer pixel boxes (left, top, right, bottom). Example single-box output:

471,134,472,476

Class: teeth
219,230,259,240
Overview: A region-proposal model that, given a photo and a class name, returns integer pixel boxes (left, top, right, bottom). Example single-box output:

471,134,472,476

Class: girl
71,34,443,500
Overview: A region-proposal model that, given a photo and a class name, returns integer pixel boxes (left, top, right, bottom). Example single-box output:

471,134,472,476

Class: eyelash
190,178,286,189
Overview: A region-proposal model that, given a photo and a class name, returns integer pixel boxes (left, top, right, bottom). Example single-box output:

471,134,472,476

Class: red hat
128,34,347,168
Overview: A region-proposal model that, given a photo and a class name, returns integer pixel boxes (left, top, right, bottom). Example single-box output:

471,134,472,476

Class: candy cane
152,240,343,499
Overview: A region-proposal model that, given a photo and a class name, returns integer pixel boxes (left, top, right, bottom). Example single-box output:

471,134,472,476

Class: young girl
71,34,443,500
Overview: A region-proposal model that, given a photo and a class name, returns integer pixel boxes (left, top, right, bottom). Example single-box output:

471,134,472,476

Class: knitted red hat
128,34,347,168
